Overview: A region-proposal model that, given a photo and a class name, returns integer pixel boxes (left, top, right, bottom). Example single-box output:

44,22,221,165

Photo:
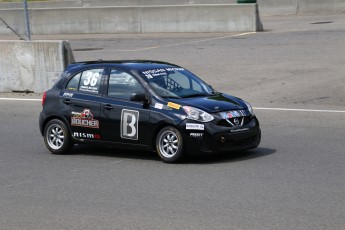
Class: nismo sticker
73,132,101,139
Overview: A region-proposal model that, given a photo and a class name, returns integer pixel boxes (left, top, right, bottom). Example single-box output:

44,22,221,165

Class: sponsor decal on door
71,109,99,129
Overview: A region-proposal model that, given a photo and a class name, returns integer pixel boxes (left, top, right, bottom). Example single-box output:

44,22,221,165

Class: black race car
39,60,260,163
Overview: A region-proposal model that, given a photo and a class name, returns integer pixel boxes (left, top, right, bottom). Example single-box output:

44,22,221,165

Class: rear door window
65,73,81,91
65,68,104,94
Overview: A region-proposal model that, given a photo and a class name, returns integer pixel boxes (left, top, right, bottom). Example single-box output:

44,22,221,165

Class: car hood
170,93,246,113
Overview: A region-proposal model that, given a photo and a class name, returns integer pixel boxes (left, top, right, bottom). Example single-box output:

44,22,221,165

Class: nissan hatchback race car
39,60,261,163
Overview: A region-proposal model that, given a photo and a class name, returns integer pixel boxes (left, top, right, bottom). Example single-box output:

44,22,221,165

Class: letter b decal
123,113,136,137
121,109,139,140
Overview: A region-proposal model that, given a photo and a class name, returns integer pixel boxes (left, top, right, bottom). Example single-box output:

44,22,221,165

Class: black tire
156,126,184,163
43,119,73,154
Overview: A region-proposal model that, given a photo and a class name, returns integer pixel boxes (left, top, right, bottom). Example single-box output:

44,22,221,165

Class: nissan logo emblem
234,118,240,125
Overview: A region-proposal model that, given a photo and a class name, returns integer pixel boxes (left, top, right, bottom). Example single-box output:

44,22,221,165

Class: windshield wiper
161,95,181,99
182,93,210,98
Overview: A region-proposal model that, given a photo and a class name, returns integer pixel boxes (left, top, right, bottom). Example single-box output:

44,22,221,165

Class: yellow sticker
167,102,181,110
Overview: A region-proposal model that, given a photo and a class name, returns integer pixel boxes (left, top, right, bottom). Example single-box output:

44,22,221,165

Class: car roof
65,60,181,73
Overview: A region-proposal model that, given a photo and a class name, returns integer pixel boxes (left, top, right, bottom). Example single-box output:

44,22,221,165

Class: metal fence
0,0,31,40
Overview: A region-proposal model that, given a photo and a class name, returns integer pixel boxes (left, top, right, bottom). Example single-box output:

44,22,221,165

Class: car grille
217,116,252,127
217,110,251,127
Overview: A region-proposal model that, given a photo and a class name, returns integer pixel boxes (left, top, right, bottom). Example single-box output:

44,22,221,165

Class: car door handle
63,99,71,105
104,104,113,110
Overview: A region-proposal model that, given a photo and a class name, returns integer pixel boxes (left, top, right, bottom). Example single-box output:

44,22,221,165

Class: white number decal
83,72,92,85
83,72,99,86
90,73,99,86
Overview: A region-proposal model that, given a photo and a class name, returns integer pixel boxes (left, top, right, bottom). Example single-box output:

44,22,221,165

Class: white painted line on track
0,98,41,101
165,32,256,47
254,107,345,113
114,32,256,52
1,98,344,113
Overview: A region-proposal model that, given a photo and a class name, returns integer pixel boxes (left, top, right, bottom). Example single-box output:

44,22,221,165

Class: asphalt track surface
1,15,345,229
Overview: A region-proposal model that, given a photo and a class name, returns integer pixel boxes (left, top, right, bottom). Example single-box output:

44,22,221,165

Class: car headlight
244,101,255,116
183,106,214,122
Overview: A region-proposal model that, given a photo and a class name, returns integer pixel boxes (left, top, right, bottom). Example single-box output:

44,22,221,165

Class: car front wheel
156,126,184,163
44,119,73,154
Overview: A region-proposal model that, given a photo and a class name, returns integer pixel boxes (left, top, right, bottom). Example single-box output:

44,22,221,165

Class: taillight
42,91,47,106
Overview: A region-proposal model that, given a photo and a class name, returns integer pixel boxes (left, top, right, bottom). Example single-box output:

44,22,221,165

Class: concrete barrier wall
139,5,259,33
0,41,74,93
0,0,237,8
257,0,345,15
0,4,261,34
257,0,298,15
1,0,344,15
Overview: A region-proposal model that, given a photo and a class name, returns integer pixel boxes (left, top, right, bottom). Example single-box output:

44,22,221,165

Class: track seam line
254,107,345,113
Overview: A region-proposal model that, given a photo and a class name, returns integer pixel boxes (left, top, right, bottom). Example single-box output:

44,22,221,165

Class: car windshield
139,67,215,98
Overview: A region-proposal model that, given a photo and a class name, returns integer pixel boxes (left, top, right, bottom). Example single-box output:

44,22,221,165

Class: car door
59,68,105,141
100,68,151,147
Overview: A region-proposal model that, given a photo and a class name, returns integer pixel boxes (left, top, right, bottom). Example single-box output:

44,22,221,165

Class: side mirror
208,84,216,94
130,93,150,105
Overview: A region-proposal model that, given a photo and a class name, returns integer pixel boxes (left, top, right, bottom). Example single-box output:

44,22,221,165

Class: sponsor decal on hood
167,102,181,110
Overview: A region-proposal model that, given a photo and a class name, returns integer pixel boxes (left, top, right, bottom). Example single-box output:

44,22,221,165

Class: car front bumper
179,116,261,155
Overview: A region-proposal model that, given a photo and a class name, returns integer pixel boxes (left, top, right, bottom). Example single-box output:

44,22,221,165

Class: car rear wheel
156,126,184,163
44,119,73,154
